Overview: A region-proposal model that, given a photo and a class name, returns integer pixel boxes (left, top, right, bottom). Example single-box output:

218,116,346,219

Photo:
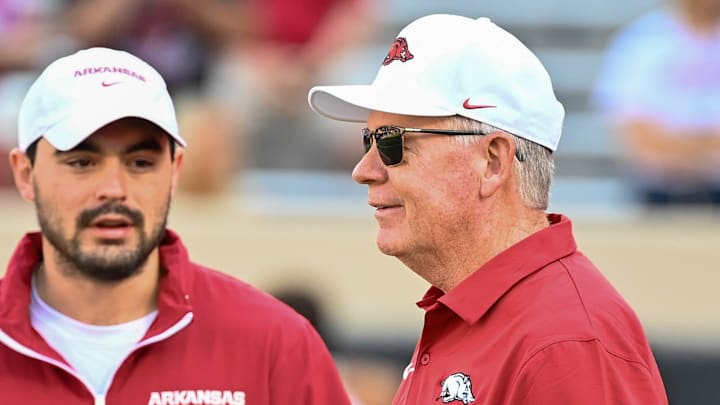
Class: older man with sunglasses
308,14,667,404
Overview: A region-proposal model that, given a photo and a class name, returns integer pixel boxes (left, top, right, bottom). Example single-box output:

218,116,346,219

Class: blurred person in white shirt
594,0,720,207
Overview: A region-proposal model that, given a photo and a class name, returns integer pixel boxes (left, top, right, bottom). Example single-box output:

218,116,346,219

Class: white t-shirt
594,7,720,131
30,279,157,395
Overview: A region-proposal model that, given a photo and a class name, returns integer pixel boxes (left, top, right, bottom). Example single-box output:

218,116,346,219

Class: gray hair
445,115,554,210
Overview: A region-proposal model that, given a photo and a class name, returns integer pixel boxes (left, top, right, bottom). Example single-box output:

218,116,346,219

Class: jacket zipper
100,312,194,394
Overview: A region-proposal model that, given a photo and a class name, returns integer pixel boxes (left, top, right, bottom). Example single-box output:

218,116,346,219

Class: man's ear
9,148,35,202
478,132,516,199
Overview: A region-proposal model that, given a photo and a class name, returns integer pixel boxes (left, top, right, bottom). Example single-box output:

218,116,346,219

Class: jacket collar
0,229,194,357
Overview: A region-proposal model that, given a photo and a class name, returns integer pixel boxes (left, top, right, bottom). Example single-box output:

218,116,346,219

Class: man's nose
352,143,388,185
95,160,128,202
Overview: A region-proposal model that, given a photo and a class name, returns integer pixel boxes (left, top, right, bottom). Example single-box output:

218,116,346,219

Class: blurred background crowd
0,0,718,403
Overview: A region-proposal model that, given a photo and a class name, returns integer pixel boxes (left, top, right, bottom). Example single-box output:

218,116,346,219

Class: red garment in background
255,0,350,45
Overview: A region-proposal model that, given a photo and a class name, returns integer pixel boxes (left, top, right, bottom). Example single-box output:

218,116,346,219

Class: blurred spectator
205,0,375,172
64,0,252,194
272,286,399,405
272,287,336,350
594,0,720,208
63,0,258,92
63,0,375,194
0,0,73,187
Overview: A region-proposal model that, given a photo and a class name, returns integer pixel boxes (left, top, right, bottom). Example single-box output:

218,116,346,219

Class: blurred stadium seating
251,0,667,212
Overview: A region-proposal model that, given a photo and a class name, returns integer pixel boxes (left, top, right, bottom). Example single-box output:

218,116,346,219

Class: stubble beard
34,190,170,283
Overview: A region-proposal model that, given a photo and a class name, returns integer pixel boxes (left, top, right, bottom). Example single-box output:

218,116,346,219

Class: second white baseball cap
18,47,186,152
308,14,565,151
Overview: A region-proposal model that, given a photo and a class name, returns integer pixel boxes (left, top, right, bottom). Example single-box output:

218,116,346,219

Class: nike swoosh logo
463,98,496,109
101,81,122,87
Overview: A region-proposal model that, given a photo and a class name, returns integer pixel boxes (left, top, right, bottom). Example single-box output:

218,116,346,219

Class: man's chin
73,249,147,282
375,232,405,257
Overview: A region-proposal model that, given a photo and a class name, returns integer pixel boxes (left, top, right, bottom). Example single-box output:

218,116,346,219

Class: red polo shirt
393,214,667,404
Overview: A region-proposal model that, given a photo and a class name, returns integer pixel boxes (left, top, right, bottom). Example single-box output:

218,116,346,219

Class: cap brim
43,99,185,151
308,85,454,123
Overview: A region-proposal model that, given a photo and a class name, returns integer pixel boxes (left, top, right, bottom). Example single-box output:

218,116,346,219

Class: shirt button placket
420,352,430,365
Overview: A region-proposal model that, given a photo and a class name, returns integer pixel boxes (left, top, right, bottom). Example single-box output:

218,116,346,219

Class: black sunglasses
362,125,524,166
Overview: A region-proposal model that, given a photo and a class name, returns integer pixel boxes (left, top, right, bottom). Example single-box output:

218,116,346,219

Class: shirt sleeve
507,339,668,404
269,318,352,405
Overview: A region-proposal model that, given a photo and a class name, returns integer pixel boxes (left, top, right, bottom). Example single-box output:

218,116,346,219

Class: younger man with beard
0,47,350,405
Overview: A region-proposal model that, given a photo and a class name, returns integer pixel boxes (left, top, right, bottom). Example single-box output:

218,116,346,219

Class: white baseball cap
18,47,186,152
308,14,565,151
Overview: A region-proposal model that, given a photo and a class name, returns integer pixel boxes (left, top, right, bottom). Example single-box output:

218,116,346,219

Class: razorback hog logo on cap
383,37,414,66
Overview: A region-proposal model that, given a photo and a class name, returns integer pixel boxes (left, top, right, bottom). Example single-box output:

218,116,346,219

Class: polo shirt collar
417,214,577,324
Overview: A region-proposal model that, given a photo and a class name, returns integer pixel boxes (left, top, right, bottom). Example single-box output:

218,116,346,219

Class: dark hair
25,135,177,166
25,141,39,165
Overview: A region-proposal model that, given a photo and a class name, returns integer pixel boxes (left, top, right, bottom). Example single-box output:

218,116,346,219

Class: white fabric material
594,8,720,131
30,279,157,394
308,14,565,151
18,47,186,152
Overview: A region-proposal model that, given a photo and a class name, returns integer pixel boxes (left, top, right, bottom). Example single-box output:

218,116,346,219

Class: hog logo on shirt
439,372,476,404
382,37,414,65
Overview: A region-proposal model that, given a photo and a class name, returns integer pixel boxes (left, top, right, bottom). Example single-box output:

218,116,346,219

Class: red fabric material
255,0,348,45
0,230,350,404
392,214,667,404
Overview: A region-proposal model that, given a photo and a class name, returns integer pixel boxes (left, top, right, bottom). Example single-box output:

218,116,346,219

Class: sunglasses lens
376,132,403,166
